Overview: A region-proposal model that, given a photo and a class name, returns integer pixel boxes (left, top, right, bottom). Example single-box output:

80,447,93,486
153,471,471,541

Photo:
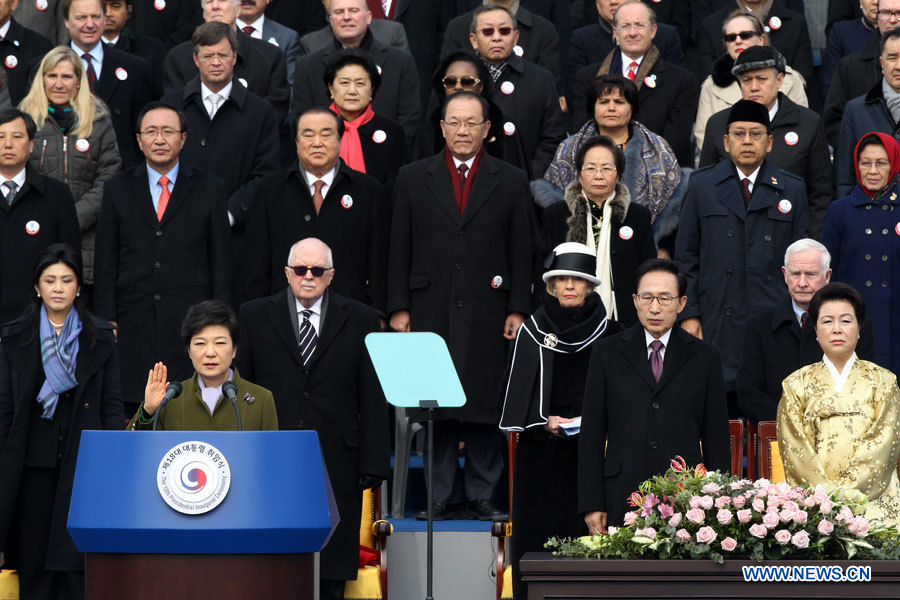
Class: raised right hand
143,362,169,415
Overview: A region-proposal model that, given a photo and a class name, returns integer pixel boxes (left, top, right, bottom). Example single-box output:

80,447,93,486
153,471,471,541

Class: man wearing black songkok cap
675,99,810,419
699,45,833,237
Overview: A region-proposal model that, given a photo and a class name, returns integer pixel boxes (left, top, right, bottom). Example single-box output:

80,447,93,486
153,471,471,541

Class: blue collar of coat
710,159,785,193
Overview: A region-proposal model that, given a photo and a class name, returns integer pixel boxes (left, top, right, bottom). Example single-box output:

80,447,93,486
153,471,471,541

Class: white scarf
582,190,617,320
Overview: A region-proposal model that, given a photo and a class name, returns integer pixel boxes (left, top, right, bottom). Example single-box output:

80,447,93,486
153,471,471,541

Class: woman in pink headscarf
325,48,407,194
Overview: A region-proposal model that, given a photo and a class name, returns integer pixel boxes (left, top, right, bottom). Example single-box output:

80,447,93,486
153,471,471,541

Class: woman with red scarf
325,49,408,194
821,132,900,376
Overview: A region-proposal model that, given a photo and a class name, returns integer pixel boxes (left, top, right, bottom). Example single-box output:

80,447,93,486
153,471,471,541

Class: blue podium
68,431,338,599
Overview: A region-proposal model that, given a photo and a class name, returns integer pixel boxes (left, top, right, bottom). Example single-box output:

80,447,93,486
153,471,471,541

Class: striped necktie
298,309,317,366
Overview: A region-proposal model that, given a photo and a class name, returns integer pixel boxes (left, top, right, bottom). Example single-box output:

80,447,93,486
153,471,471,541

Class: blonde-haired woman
20,46,121,298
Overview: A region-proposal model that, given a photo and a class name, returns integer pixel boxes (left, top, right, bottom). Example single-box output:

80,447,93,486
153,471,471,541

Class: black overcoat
675,159,810,390
113,26,168,99
699,93,833,237
577,324,731,528
387,151,533,423
0,316,124,571
93,164,231,407
0,18,53,106
241,161,388,311
0,166,81,324
130,0,202,49
351,113,408,195
823,29,881,148
235,289,390,581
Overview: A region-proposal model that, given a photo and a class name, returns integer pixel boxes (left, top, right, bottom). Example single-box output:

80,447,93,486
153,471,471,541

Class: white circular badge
4,55,17,69
157,441,231,515
35,0,48,11
778,199,792,214
643,75,656,88
341,195,353,209
769,16,782,30
154,0,166,10
491,275,503,288
25,220,40,235
784,131,798,146
895,222,900,236
503,121,516,136
267,37,279,47
513,45,523,57
372,130,386,144
238,78,248,88
115,67,128,81
75,139,90,153
500,81,515,95
619,225,634,240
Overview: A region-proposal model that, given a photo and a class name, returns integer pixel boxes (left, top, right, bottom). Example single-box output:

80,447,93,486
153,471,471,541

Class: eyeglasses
635,293,678,306
728,129,767,141
139,127,182,138
723,30,759,42
878,9,900,21
859,160,892,172
581,165,617,179
443,120,486,130
287,265,333,277
616,22,651,32
477,26,513,37
442,75,481,89
196,52,233,63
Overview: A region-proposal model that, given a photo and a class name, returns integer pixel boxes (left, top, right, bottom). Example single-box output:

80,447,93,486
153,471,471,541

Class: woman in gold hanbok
777,283,900,525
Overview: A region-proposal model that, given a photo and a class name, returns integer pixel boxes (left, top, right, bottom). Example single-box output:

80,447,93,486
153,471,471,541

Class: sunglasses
723,31,759,42
287,265,333,277
442,75,481,88
478,26,513,37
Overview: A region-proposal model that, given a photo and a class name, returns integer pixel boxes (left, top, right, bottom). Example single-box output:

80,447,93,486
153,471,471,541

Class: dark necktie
242,25,255,36
801,311,809,330
3,180,18,204
649,340,664,383
741,178,752,204
457,163,468,214
298,310,317,366
312,179,325,215
82,53,97,94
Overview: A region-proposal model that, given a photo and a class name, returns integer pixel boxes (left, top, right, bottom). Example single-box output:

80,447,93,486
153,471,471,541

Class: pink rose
699,495,714,510
607,526,618,535
658,503,674,519
767,485,780,496
752,498,765,512
819,499,834,514
737,509,753,523
813,487,829,503
791,530,810,549
721,537,738,552
783,500,800,512
696,526,717,545
817,519,834,535
793,510,808,525
715,496,731,509
689,495,702,509
774,529,792,545
837,506,854,524
762,512,780,529
779,508,795,523
636,527,657,540
668,512,683,527
749,523,768,538
676,528,691,543
851,516,870,537
804,496,817,508
686,508,706,525
702,483,722,494
732,495,746,509
776,482,792,495
717,508,733,525
623,511,638,526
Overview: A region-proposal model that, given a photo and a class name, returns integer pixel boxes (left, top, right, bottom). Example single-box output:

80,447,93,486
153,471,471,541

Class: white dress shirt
738,165,761,195
294,295,324,337
644,328,673,361
0,168,27,201
72,41,104,79
621,54,644,78
201,81,232,118
303,165,338,198
451,155,475,171
0,20,11,40
768,99,779,123
236,16,265,39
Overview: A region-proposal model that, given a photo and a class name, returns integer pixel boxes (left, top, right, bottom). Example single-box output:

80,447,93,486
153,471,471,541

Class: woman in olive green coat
129,300,277,430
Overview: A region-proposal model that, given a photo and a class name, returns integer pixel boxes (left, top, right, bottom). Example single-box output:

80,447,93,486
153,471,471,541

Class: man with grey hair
737,238,876,426
236,236,389,600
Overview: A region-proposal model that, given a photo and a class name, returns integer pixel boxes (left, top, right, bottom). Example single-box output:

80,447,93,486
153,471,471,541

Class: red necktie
83,53,97,94
242,25,254,36
627,61,638,81
157,176,170,221
742,178,752,204
801,312,809,330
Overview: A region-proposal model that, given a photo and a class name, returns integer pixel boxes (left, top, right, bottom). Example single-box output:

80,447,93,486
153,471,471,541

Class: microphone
223,381,242,431
152,381,183,431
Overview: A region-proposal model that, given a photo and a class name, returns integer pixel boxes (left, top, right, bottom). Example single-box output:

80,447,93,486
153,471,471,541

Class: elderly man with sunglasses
241,107,388,312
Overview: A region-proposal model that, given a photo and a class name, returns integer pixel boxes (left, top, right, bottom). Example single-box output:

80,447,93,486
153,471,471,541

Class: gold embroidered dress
777,354,900,525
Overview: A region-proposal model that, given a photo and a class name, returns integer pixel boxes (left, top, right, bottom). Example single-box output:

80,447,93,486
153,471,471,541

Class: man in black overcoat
236,237,390,600
737,239,877,427
103,0,168,99
572,1,697,165
0,109,81,324
93,101,231,412
0,11,53,106
163,0,289,123
241,107,387,310
578,259,731,531
129,0,201,49
387,91,532,519
64,0,153,168
290,0,421,150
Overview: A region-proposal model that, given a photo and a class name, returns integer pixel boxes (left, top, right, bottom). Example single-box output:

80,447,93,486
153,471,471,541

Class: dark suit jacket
350,112,408,194
112,25,168,99
164,32,290,124
387,151,533,423
0,316,123,571
392,0,454,113
93,44,153,168
737,299,877,427
0,166,81,324
0,18,53,106
242,160,388,311
265,0,326,38
93,163,231,407
260,17,301,84
700,93,833,237
300,20,410,55
821,17,874,102
577,324,731,527
290,31,421,149
235,289,390,580
129,0,203,49
823,29,881,149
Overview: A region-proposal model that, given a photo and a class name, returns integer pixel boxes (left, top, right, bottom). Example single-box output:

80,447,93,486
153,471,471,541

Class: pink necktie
157,176,170,221
649,340,664,383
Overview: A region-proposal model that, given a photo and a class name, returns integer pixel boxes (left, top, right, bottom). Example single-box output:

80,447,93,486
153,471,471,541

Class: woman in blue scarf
0,243,123,599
